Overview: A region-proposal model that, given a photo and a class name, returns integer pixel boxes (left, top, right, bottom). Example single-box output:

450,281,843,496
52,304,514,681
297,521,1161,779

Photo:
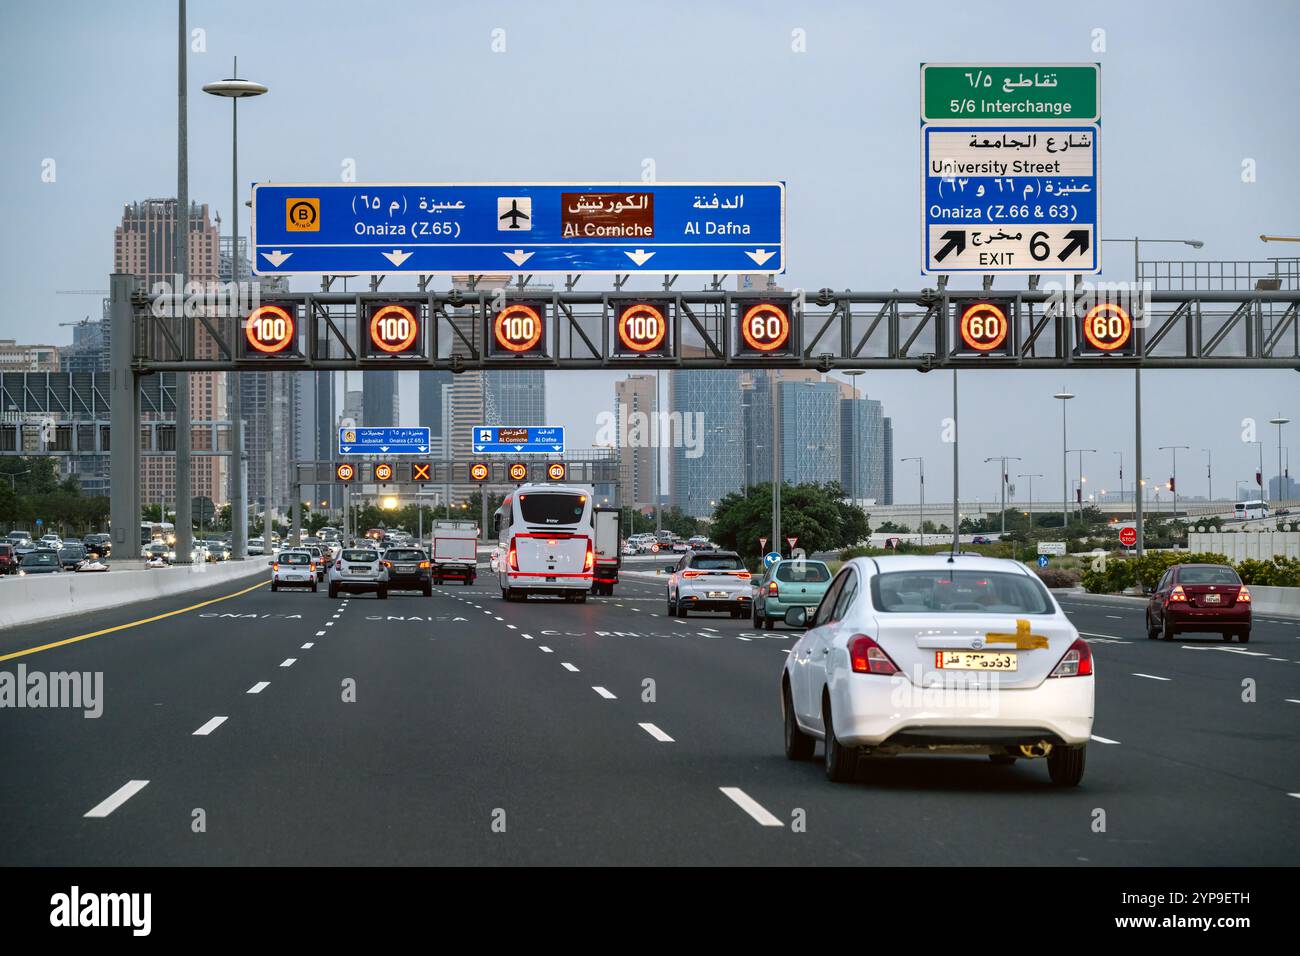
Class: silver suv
328,547,389,599
667,550,753,618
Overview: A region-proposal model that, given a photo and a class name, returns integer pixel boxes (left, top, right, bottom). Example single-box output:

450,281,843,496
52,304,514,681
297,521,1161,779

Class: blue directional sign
922,126,1100,274
338,426,431,456
1037,555,1050,568
472,426,566,455
763,552,783,568
251,182,784,276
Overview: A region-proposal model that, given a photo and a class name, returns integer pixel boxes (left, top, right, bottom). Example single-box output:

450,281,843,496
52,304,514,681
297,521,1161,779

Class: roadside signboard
1037,541,1067,555
764,551,782,568
338,426,430,455
473,426,565,455
921,64,1100,123
1119,525,1137,547
1037,555,1050,568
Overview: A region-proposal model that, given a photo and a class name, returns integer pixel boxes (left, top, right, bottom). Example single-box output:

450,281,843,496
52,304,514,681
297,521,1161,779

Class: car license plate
348,568,368,574
396,565,414,572
707,590,728,598
935,651,1017,671
1203,593,1221,604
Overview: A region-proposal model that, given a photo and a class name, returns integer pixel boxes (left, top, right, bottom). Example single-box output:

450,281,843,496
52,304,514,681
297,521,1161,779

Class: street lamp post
1201,448,1212,503
902,457,924,542
1053,389,1074,531
1159,445,1189,538
203,61,268,560
1018,473,1042,527
984,456,1021,536
1270,415,1290,502
1113,450,1124,513
1066,447,1095,525
1251,440,1265,501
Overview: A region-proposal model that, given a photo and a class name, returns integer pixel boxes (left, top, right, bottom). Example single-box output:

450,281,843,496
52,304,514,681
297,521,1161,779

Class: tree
710,481,869,562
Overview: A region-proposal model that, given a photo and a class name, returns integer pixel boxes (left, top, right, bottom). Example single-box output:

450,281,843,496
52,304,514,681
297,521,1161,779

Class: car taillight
682,570,703,578
508,539,519,572
848,635,899,675
419,561,430,569
1168,585,1187,603
767,580,778,595
272,563,279,571
733,571,751,579
584,543,594,572
1049,637,1093,678
1237,586,1251,604
309,563,316,572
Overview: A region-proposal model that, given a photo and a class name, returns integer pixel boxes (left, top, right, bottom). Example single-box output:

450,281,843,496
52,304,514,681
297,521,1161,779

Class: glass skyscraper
670,368,746,517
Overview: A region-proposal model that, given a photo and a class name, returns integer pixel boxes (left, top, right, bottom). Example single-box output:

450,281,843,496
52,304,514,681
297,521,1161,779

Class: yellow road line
0,579,268,664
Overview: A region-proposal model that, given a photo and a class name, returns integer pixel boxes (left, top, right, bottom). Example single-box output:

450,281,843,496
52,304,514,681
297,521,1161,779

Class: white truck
430,520,479,585
591,507,621,596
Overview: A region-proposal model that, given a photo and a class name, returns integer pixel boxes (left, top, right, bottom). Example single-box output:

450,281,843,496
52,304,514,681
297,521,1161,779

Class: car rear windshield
519,493,586,525
342,550,377,563
60,546,85,556
385,549,425,561
23,553,58,566
0,545,11,554
872,569,1053,614
280,553,311,565
1178,566,1240,585
691,555,743,570
776,562,831,583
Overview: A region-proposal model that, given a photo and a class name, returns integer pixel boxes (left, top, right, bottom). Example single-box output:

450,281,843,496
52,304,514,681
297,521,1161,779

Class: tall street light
1067,448,1096,523
204,60,268,560
1053,389,1074,530
1018,473,1042,528
1201,448,1212,503
1112,450,1124,511
1101,236,1203,558
1159,444,1189,534
902,457,924,542
984,455,1021,536
1269,415,1290,502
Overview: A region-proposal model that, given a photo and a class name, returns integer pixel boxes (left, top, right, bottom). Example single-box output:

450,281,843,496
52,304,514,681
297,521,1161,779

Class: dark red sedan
1146,563,1251,643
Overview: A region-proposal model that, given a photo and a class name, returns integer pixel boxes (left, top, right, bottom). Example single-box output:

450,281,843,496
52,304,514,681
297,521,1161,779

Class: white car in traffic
781,555,1094,786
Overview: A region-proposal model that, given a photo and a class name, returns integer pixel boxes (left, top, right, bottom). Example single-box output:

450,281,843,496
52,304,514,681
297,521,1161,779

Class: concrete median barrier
0,558,269,631
1250,585,1300,617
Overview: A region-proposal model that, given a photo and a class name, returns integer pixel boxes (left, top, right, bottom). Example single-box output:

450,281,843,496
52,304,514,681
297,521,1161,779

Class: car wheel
678,604,688,618
271,581,278,592
667,592,676,616
1237,630,1250,643
467,574,475,585
576,593,587,604
989,754,1017,765
377,588,388,600
1161,619,1177,641
311,581,318,593
328,583,338,598
783,683,815,761
822,696,856,783
752,604,762,627
764,617,775,631
1047,745,1086,787
1145,612,1158,640
423,583,432,597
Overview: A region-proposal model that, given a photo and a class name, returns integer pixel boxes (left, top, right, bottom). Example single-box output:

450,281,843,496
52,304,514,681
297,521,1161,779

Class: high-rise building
362,370,399,427
419,370,452,439
840,393,888,503
1269,474,1298,500
779,379,841,485
0,339,60,371
614,374,656,508
882,418,894,505
114,198,225,510
484,369,545,426
670,366,746,517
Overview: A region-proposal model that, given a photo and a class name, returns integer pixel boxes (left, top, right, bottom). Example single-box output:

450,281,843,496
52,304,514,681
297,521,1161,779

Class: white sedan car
781,555,1093,786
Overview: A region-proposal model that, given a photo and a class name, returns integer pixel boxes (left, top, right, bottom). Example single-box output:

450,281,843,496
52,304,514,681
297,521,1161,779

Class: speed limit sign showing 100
365,301,422,357
490,302,548,357
241,303,300,358
613,299,672,357
954,299,1012,355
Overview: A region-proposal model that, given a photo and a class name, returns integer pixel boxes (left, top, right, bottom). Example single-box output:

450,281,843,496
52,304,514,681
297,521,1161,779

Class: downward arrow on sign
261,250,292,267
745,249,775,266
504,249,535,266
625,249,655,267
382,249,412,267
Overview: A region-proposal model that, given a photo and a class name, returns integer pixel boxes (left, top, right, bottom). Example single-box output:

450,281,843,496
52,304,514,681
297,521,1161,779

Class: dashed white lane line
494,616,504,621
506,624,517,630
315,630,325,637
649,613,659,617
700,627,719,632
193,715,228,736
1289,793,1300,800
301,642,314,649
325,622,334,627
1090,734,1121,745
1215,647,1270,657
247,682,269,694
592,686,617,699
638,722,674,742
1268,657,1289,662
280,658,297,668
84,780,149,819
719,787,784,827
539,646,554,653
522,633,533,640
561,662,579,672
1285,699,1300,704
1106,615,1123,619
1132,673,1172,681
737,636,752,642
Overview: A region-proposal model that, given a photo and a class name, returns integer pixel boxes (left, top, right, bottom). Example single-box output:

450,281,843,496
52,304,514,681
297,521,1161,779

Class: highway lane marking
1213,647,1269,657
0,578,268,664
719,787,784,827
315,630,325,636
638,722,674,742
737,636,752,642
522,633,533,640
561,662,579,672
280,658,296,667
1289,793,1300,800
1286,699,1300,704
1268,657,1289,662
494,616,504,621
701,627,719,632
84,780,149,819
301,642,314,649
539,646,554,653
193,715,228,736
1106,615,1123,620
325,622,334,627
593,686,617,699
1090,734,1121,745
1132,673,1172,681
247,682,269,694
506,624,517,629
1079,632,1132,643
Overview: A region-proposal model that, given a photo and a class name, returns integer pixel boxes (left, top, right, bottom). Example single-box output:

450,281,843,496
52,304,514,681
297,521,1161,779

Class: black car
83,534,112,558
19,549,63,574
58,544,88,570
381,547,433,596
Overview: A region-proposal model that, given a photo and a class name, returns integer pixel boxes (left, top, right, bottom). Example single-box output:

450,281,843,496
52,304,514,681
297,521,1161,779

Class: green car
753,559,833,630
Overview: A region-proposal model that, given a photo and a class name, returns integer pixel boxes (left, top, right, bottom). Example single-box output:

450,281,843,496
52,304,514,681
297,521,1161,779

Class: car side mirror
784,606,810,628
267,560,275,566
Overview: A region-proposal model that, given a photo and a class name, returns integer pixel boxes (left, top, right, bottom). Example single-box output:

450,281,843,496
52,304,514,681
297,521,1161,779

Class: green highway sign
921,63,1099,123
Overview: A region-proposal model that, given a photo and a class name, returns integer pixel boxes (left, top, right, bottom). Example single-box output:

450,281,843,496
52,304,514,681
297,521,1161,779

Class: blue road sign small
1037,555,1050,568
472,426,565,455
252,182,784,276
764,552,783,568
338,426,431,456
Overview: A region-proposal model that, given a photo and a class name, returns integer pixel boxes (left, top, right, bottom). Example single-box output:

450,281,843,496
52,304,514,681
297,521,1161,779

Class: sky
1,0,1297,504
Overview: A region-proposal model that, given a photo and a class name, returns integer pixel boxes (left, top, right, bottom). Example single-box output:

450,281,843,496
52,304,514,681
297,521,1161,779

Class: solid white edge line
1090,734,1121,745
593,686,616,699
247,682,269,694
719,786,784,827
639,722,674,742
84,780,149,818
1132,673,1172,681
193,715,228,736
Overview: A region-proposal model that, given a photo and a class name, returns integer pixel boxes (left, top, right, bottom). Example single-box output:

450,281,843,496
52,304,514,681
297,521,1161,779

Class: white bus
494,483,594,603
1234,500,1270,520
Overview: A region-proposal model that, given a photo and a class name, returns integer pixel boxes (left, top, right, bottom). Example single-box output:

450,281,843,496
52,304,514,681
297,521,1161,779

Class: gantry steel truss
126,284,1300,371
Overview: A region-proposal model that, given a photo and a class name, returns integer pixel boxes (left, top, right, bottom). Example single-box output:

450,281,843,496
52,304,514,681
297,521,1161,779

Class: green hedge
1079,551,1267,594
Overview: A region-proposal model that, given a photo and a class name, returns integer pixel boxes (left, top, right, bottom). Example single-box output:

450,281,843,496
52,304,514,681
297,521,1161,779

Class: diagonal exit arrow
1057,229,1090,261
934,230,966,263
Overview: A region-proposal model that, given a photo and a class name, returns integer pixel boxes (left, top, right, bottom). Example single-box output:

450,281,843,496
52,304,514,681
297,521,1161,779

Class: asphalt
1,566,1298,865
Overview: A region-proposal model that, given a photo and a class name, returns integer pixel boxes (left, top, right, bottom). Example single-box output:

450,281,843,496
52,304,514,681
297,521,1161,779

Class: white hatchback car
270,549,318,592
781,555,1094,786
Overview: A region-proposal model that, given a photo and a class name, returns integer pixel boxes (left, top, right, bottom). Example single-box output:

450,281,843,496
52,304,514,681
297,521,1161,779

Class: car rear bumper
829,673,1094,749
763,597,819,616
679,590,751,611
331,577,384,592
503,571,591,591
387,572,431,588
1166,606,1250,629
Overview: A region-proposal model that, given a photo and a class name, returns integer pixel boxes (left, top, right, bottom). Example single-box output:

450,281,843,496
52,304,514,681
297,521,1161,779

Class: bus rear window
519,493,586,525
